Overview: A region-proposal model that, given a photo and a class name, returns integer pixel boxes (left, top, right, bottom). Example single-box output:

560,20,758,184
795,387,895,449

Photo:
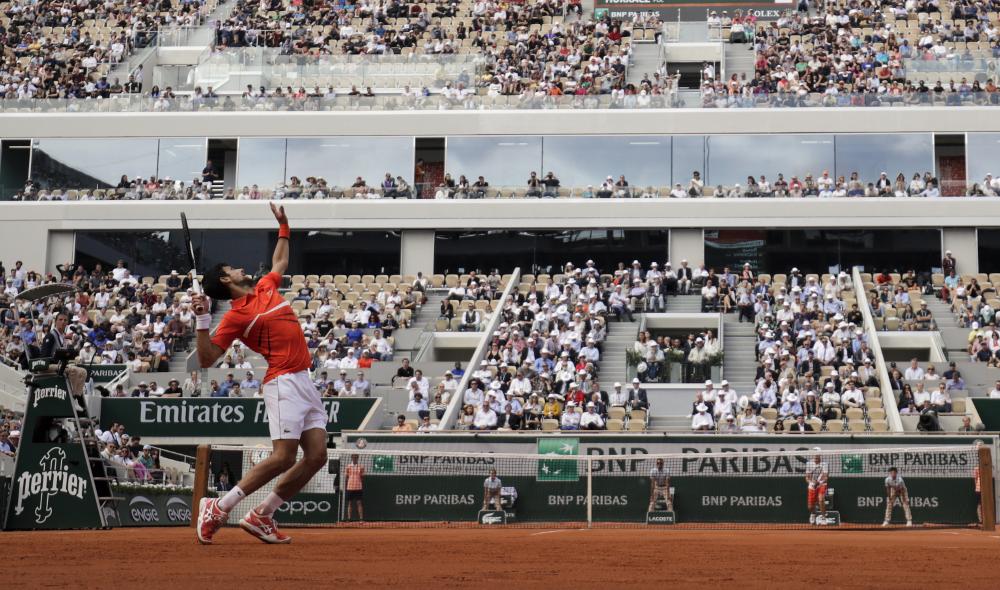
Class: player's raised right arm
270,202,289,276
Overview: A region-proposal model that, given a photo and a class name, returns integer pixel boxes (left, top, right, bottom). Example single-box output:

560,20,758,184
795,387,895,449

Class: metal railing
439,268,521,430
852,266,905,433
4,90,1000,113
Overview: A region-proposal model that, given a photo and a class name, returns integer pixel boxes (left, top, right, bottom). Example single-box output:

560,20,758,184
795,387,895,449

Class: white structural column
941,228,978,275
400,229,435,276
669,228,705,266
46,231,76,276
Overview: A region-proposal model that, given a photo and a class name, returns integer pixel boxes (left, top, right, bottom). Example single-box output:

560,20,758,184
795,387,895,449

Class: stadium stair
721,314,757,398
724,42,756,82
665,294,702,312
924,299,967,357
626,43,661,87
419,291,449,330
598,318,640,387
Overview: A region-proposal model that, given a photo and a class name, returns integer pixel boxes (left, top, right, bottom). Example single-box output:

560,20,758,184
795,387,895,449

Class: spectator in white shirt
913,382,931,406
560,403,582,430
471,403,497,430
579,402,605,430
930,383,953,413
841,384,864,408
464,380,485,407
407,370,430,397
989,380,1000,398
691,403,714,431
904,359,924,380
406,392,429,417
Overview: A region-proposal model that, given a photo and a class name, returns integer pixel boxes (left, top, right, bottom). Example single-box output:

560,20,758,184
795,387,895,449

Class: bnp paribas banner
357,472,977,524
346,434,998,470
84,364,128,383
100,398,377,438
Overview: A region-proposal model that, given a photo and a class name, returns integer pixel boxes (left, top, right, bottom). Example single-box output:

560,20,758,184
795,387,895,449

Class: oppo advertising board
595,0,793,20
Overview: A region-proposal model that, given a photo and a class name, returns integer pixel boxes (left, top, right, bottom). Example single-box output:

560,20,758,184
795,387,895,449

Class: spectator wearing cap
628,378,649,410
687,337,710,382
579,402,606,430
560,402,582,430
609,382,628,407
714,380,738,418
241,371,260,391
779,392,803,419
943,250,957,276
691,403,714,431
131,381,151,397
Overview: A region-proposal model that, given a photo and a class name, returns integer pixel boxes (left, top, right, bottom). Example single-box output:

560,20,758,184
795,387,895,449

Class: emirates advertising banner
100,398,377,438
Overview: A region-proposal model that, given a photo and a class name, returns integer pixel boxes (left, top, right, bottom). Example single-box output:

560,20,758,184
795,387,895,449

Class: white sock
217,486,246,512
255,492,286,517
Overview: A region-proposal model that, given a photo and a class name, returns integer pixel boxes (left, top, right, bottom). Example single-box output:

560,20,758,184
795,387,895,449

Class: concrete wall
942,227,979,275
400,229,435,276
4,107,1000,138
4,199,1000,273
668,228,703,266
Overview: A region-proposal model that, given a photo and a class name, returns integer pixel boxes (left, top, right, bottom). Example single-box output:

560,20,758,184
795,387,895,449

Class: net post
586,457,593,529
979,444,996,531
190,444,212,528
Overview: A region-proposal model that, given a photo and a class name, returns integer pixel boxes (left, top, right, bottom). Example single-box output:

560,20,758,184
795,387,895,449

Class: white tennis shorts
262,370,328,440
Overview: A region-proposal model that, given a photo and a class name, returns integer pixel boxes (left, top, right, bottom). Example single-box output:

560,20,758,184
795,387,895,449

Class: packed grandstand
2,0,1000,551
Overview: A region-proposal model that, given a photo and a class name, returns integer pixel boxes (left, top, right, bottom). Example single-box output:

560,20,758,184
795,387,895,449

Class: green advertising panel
112,491,194,527
4,375,104,530
972,399,1000,431
275,492,339,525
537,438,579,482
356,474,978,525
100,397,377,437
84,364,128,384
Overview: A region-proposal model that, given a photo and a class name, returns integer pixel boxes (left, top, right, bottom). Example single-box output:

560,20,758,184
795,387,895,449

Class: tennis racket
180,212,201,294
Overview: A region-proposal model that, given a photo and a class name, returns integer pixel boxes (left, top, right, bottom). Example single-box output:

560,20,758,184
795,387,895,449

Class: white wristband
196,314,213,331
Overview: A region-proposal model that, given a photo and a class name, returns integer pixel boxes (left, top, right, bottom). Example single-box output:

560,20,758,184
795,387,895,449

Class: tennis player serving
193,203,325,544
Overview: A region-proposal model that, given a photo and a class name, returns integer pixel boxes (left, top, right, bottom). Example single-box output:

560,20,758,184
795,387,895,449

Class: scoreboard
595,0,794,21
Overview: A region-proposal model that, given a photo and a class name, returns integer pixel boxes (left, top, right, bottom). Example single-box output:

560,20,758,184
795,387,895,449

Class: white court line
529,529,584,536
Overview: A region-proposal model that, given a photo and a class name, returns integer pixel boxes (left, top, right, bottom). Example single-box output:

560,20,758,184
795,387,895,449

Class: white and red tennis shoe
240,509,292,544
196,497,228,545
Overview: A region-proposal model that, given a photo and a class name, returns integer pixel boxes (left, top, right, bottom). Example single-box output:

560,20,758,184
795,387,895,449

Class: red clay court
9,527,1000,588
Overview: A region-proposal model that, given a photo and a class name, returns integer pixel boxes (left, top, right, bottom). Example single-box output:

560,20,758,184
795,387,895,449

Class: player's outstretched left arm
271,202,289,276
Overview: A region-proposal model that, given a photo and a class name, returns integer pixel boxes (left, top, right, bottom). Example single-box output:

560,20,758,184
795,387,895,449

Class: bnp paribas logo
537,438,579,482
14,448,90,524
